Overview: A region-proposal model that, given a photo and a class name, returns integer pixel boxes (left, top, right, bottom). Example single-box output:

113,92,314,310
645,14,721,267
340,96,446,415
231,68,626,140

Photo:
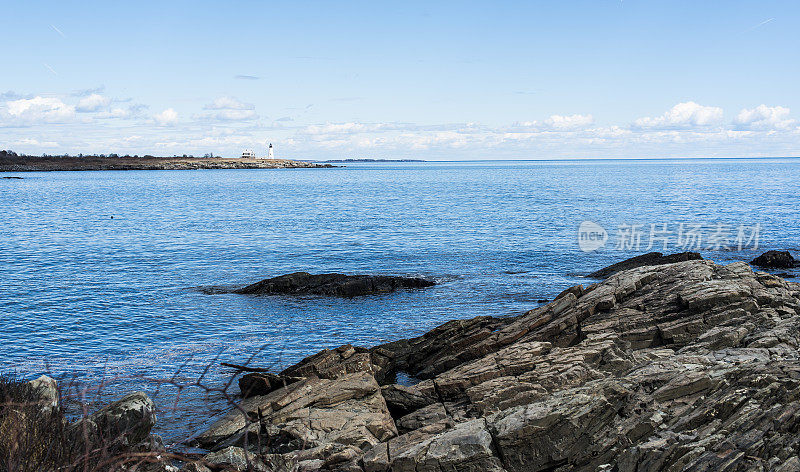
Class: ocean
2,158,798,443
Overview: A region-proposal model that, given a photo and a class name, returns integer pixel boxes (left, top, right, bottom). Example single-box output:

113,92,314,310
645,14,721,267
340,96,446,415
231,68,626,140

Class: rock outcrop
751,250,798,269
70,391,157,448
234,272,435,297
197,258,800,471
588,251,703,278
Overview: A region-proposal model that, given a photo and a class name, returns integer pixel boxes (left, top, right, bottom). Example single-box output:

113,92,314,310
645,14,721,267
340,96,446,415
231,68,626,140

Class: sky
1,0,799,160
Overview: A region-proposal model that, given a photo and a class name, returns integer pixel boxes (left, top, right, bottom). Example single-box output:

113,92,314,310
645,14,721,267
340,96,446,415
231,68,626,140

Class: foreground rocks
234,272,435,297
198,258,800,471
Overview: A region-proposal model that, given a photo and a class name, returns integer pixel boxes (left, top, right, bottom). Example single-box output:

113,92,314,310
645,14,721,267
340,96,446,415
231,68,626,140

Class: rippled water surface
2,159,799,442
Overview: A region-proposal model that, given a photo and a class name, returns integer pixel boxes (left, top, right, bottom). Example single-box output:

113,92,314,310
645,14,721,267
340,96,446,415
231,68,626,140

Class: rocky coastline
0,155,333,172
6,252,800,471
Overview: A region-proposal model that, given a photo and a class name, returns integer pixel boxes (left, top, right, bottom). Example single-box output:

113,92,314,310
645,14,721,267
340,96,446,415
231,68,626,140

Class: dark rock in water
588,251,702,278
751,250,797,269
1,176,23,179
234,272,435,297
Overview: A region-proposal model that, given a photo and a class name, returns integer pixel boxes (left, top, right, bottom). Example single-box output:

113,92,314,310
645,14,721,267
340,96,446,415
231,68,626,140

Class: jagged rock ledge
192,257,800,471
588,251,703,278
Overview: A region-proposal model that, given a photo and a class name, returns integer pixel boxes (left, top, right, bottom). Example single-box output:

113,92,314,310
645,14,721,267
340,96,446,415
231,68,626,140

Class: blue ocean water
1,159,799,442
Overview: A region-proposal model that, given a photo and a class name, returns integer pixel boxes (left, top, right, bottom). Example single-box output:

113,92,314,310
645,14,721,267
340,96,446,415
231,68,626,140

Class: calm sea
2,159,798,443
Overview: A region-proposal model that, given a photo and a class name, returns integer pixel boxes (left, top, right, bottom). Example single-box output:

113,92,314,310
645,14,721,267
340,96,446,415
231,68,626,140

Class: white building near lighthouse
241,144,274,159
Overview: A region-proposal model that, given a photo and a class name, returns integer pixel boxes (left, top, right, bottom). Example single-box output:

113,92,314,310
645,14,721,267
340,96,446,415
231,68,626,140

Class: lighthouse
268,143,274,159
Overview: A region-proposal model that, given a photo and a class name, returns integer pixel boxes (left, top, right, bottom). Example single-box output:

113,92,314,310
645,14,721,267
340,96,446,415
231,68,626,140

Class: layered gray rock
198,258,800,471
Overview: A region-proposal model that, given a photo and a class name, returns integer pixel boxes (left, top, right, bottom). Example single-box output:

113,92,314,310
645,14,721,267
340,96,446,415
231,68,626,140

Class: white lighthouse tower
268,143,274,159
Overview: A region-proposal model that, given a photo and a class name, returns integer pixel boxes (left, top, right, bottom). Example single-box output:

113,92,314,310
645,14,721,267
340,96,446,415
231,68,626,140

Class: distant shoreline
316,158,426,163
0,155,335,172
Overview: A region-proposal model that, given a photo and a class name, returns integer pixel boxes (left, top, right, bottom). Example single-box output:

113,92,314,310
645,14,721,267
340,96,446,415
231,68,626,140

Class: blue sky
2,0,799,159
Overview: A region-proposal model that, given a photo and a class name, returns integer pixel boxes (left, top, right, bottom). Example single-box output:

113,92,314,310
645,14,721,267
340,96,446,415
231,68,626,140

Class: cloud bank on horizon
1,1,799,159
2,94,797,159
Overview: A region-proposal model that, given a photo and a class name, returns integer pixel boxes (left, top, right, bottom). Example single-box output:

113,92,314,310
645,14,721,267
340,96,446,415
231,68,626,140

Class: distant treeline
0,150,218,159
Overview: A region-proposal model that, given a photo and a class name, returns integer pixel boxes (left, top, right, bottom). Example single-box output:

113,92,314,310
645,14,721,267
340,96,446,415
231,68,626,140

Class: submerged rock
588,251,702,278
199,258,800,471
233,272,435,297
751,249,798,269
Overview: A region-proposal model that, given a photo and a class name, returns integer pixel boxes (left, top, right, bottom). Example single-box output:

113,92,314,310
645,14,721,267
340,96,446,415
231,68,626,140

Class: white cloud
2,90,799,159
633,102,723,129
72,86,105,97
511,114,594,131
733,105,796,130
97,107,131,119
5,96,75,123
95,104,147,120
195,96,258,121
76,93,111,112
203,96,254,110
544,114,594,130
12,138,59,148
1,91,32,100
194,109,258,122
154,108,178,126
301,122,437,136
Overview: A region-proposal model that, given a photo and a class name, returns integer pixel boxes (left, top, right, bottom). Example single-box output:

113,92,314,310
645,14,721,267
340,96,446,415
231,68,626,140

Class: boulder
751,250,797,269
71,391,156,448
196,372,397,454
391,419,505,472
27,374,58,409
203,446,269,471
233,272,435,297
